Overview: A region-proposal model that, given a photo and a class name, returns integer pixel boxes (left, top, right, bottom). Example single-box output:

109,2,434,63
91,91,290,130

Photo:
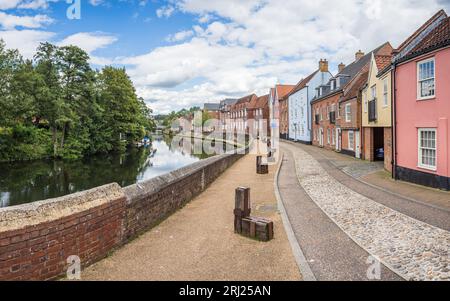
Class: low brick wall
0,151,244,280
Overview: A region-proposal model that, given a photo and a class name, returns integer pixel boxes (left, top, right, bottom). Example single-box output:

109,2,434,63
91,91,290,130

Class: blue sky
1,0,450,113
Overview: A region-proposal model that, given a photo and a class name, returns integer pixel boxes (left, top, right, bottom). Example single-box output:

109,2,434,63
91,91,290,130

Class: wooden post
234,187,251,233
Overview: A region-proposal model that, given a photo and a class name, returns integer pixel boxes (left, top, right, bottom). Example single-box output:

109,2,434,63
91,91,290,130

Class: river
0,136,219,208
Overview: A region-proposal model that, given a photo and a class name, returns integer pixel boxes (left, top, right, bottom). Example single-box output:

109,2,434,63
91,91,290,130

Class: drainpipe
392,64,397,180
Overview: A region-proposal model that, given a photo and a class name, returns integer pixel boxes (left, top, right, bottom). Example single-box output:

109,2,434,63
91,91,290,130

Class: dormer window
336,77,340,88
331,80,336,91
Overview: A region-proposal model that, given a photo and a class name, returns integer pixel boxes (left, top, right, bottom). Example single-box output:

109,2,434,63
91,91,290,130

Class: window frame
417,57,436,100
383,78,388,107
417,128,437,171
345,104,351,122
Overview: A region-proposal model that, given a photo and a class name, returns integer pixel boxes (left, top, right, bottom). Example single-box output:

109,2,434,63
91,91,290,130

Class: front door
336,128,341,151
355,131,361,159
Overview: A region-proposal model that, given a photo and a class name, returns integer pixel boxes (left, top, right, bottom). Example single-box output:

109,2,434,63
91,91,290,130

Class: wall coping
0,183,124,232
123,150,245,203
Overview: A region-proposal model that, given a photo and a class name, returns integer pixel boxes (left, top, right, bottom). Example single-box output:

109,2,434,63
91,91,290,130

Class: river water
0,136,217,208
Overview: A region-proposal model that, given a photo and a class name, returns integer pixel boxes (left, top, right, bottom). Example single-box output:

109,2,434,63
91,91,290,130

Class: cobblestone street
280,142,450,281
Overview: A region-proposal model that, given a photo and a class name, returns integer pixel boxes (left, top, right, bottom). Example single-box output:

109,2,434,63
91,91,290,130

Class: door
355,131,361,159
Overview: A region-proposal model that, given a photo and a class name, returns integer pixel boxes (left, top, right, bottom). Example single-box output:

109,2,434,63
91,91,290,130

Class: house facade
219,98,238,131
287,60,332,143
361,45,394,172
268,85,295,139
312,44,392,154
229,94,258,133
248,94,270,137
393,11,450,190
337,68,368,158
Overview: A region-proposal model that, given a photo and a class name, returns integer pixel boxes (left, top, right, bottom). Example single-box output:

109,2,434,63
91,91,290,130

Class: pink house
393,10,450,190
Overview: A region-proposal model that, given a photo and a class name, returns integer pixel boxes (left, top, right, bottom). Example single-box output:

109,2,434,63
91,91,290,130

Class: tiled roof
236,94,257,105
396,10,447,54
375,54,392,71
276,85,295,100
248,94,269,109
312,42,392,103
340,69,369,103
408,17,450,56
287,70,319,97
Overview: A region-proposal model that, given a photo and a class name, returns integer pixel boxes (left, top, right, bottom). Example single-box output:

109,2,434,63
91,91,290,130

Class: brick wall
0,184,126,281
0,151,244,280
384,127,393,173
363,127,374,161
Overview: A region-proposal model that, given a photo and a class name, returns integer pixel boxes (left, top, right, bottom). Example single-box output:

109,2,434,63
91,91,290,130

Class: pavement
81,152,302,281
279,141,450,281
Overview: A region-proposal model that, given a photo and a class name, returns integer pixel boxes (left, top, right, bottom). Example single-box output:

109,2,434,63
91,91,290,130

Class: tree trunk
52,126,58,157
60,123,66,149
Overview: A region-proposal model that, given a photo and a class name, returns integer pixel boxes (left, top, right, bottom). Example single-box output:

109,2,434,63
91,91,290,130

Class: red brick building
247,94,270,137
269,85,295,139
229,94,258,133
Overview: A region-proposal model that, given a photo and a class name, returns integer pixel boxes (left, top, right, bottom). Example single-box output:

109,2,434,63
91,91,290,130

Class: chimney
338,62,346,73
319,59,329,72
355,50,365,61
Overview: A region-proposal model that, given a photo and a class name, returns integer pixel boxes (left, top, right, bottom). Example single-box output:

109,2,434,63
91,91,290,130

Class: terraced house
287,59,332,144
361,43,394,171
229,94,258,133
393,10,450,190
269,85,295,139
311,43,393,154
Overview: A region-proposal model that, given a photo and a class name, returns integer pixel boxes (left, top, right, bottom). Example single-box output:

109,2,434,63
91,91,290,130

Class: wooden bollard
234,187,251,234
256,156,269,174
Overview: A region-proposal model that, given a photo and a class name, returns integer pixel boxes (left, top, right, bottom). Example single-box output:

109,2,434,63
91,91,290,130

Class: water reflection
0,136,215,207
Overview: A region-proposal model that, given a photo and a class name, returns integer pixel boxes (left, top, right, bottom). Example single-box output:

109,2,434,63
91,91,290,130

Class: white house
288,59,332,143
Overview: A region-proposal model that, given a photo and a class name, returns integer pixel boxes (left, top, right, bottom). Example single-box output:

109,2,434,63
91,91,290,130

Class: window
418,128,437,170
331,130,335,145
371,85,376,100
348,131,354,150
383,78,388,107
417,58,435,99
327,129,330,144
345,104,351,122
326,106,330,120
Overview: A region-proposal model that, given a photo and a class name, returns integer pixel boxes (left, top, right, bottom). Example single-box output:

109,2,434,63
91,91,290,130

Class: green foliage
0,39,154,162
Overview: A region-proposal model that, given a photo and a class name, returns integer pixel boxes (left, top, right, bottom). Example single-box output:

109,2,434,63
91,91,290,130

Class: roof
235,94,257,106
396,10,447,55
275,85,295,100
203,103,220,111
248,94,269,109
340,69,369,103
220,98,238,106
403,17,450,60
288,70,319,97
374,54,392,71
312,42,392,104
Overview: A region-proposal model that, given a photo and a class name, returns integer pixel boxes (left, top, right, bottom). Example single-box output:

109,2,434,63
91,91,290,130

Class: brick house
247,94,270,137
229,94,258,133
393,10,450,190
219,98,238,131
338,68,368,158
311,42,393,155
268,85,295,139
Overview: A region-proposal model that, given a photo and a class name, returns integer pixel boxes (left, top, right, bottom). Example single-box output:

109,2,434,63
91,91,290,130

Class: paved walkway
82,153,302,281
280,142,450,281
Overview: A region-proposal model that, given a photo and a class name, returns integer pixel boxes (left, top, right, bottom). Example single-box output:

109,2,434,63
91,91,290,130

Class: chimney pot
338,62,346,73
355,50,365,61
319,59,329,73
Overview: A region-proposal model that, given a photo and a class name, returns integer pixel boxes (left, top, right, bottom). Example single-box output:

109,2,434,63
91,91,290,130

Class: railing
368,99,377,122
329,111,336,124
315,114,320,125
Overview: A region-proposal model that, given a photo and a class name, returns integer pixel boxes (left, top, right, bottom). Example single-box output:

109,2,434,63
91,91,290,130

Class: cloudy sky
1,0,449,113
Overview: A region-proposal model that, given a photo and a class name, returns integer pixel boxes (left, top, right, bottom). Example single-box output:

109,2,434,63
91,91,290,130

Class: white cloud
123,0,449,113
0,0,22,10
0,29,54,58
0,11,53,29
156,5,175,18
57,32,117,65
166,29,193,42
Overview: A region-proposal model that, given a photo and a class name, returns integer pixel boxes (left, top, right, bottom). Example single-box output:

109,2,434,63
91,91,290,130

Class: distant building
287,59,332,143
269,85,295,139
219,98,238,131
247,94,270,137
229,94,258,133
